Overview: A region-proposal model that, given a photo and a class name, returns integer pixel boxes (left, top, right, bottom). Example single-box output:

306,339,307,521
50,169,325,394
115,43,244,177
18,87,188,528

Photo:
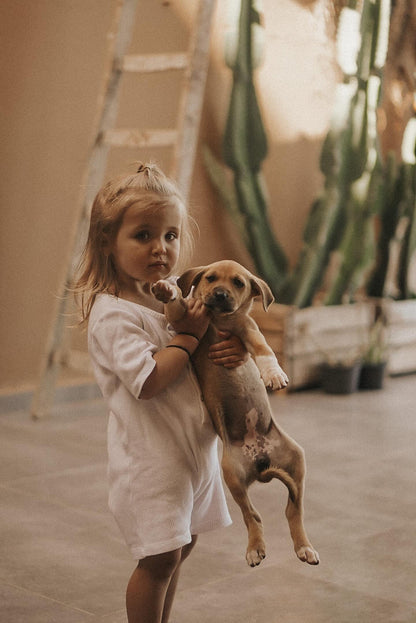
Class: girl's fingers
187,298,207,315
209,341,233,353
223,360,244,369
210,354,244,368
208,346,234,358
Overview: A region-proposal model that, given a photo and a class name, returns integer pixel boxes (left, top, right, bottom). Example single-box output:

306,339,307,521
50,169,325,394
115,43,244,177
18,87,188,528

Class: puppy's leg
258,430,319,565
243,325,289,390
152,280,187,323
222,447,266,567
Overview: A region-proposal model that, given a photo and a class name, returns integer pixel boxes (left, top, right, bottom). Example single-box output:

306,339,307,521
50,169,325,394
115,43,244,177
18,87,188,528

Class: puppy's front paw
151,280,177,304
257,356,289,391
266,368,289,391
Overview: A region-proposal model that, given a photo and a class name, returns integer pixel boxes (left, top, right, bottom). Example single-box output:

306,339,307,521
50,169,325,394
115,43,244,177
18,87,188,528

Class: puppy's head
177,260,274,315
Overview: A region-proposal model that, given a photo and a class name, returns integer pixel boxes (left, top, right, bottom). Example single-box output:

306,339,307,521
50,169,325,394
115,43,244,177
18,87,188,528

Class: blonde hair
73,163,194,322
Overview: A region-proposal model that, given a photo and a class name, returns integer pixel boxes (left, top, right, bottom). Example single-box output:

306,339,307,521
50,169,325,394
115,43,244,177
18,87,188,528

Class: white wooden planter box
383,299,416,375
251,301,374,390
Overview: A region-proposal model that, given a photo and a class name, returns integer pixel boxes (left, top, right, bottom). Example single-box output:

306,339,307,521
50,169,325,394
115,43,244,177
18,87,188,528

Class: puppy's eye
206,274,216,283
233,278,245,289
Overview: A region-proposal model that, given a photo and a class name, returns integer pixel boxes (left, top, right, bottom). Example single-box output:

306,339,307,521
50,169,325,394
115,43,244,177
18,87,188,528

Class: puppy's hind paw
246,547,266,567
296,545,320,565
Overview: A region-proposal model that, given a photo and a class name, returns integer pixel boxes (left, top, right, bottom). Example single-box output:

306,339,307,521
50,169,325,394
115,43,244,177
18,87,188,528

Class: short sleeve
89,306,157,399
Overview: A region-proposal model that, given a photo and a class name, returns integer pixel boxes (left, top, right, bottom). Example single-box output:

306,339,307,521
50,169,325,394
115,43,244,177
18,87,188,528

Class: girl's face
110,201,182,296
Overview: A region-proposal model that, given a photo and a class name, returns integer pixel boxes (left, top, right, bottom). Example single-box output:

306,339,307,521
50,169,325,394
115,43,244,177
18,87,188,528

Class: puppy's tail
257,465,298,501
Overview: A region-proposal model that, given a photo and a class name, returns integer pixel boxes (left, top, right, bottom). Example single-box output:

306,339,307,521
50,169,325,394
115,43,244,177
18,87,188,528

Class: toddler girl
74,163,246,623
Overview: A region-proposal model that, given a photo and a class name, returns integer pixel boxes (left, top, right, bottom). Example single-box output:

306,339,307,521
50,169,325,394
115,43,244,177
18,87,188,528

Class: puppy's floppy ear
250,276,274,311
177,266,206,297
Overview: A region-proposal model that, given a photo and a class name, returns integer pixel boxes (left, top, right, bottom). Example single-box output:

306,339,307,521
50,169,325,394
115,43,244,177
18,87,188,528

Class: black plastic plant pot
359,361,387,390
321,361,362,395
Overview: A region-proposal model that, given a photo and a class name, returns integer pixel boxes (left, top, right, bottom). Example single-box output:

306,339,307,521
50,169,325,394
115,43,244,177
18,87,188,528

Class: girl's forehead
123,201,183,226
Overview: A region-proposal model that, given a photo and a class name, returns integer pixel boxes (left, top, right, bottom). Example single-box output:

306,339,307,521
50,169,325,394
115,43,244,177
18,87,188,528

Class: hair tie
137,163,149,174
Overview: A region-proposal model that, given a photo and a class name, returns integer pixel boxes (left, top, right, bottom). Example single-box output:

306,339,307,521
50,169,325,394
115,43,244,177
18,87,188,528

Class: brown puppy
152,260,319,567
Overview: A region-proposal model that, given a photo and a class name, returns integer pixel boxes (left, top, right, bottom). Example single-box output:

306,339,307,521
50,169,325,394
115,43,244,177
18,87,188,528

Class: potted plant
359,316,388,389
319,350,363,395
293,319,364,395
321,360,363,395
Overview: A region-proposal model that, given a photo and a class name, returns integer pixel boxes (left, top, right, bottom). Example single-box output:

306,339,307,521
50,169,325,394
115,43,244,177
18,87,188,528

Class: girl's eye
233,277,245,289
166,231,178,241
135,230,149,241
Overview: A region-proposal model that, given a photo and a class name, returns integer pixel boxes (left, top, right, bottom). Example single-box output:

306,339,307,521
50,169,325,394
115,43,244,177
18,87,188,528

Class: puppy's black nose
214,289,228,301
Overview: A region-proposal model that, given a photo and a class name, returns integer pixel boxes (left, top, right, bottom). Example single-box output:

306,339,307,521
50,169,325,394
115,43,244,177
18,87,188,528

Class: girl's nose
152,237,166,255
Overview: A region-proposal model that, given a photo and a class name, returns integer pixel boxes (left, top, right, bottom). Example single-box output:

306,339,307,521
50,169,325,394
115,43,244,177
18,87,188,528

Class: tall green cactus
203,0,409,307
396,116,416,299
280,0,391,307
278,79,364,307
324,0,391,304
366,152,402,297
203,0,288,296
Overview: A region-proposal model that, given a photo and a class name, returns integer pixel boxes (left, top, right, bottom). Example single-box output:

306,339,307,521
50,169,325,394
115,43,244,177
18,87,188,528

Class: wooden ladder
31,0,216,418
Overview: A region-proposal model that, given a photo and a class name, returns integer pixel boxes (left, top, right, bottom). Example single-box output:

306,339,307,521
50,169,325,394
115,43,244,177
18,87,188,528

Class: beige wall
0,0,337,392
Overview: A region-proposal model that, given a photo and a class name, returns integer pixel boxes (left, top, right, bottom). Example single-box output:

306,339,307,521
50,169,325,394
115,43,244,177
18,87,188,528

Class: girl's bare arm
139,299,209,399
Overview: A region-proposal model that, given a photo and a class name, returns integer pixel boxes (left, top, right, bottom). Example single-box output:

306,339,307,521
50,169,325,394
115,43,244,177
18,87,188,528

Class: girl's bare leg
126,536,197,623
161,536,197,623
126,548,181,623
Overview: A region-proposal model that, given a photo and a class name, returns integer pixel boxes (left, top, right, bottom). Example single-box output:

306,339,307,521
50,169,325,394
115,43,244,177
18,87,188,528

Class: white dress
88,293,231,560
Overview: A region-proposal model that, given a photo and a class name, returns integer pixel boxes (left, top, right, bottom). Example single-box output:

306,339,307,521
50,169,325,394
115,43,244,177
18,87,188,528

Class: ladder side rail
31,0,139,419
172,0,216,200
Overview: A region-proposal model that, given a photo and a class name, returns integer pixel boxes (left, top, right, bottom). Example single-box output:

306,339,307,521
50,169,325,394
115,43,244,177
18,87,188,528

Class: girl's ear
177,266,206,296
249,276,274,311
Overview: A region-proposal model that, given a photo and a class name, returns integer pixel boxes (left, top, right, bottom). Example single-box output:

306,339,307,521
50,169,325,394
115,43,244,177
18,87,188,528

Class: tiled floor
1,375,416,622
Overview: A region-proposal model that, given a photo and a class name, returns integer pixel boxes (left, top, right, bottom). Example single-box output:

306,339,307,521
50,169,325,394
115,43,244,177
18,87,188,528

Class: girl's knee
139,548,182,581
137,536,197,581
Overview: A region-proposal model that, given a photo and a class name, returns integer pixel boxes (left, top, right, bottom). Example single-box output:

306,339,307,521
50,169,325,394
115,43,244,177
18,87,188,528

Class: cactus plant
323,0,391,304
279,0,391,307
203,0,416,308
203,0,288,296
396,114,416,298
366,151,402,297
367,112,416,299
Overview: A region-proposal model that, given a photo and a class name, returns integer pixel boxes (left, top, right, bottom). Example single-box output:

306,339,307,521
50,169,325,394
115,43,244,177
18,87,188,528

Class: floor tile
0,582,94,623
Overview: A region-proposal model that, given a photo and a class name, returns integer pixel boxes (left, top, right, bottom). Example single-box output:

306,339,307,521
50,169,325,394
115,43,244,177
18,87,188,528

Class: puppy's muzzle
205,288,235,314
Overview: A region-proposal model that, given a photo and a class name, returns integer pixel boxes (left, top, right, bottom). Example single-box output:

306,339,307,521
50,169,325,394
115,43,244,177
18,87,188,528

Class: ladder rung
103,128,178,148
120,53,188,73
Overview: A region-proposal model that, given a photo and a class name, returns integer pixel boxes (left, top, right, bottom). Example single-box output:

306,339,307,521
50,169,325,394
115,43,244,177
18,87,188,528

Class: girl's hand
208,331,249,369
170,298,210,341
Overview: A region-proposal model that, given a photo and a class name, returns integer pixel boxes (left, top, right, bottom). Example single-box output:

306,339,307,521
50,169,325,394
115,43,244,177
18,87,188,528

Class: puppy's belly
193,356,272,442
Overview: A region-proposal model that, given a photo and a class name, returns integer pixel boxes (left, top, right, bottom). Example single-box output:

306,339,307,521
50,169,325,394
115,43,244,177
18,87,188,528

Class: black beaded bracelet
166,344,191,358
177,332,200,342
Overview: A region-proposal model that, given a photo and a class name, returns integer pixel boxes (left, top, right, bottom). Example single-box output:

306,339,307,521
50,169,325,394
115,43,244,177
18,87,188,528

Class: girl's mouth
149,262,167,268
